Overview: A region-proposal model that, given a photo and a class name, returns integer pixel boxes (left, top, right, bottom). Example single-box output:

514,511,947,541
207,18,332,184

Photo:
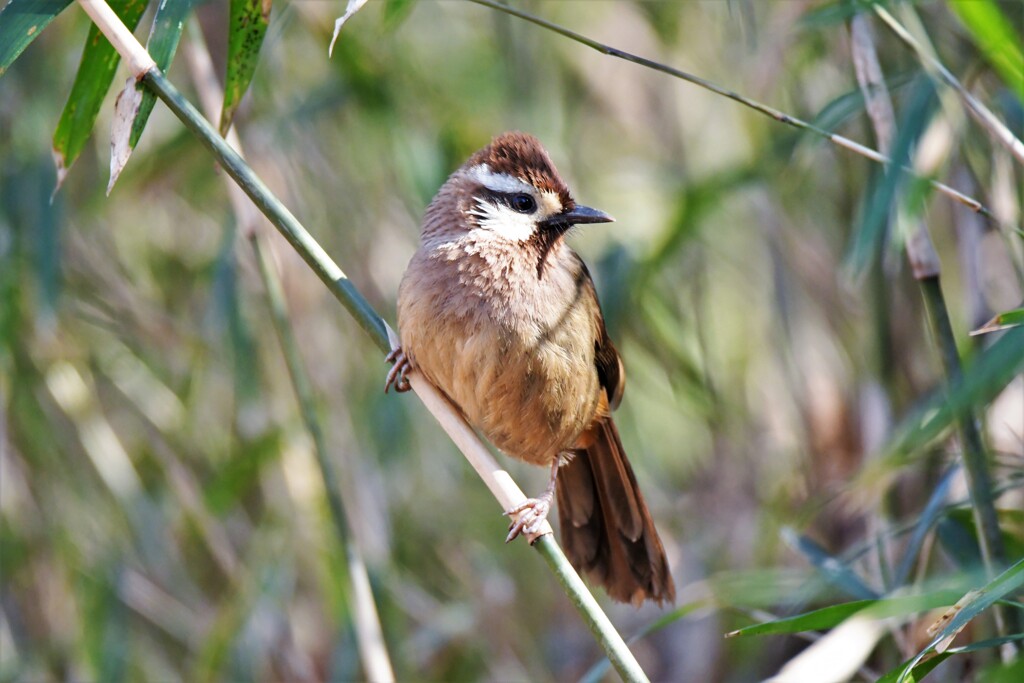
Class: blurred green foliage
1,1,1022,681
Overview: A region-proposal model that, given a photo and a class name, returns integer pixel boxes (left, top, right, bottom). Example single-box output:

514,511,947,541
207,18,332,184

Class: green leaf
993,308,1024,327
728,601,875,637
809,70,915,139
221,0,271,135
895,558,1024,683
948,0,1024,101
726,590,963,638
886,325,1024,459
972,307,1024,335
51,0,149,186
130,0,203,148
878,634,1024,683
0,0,72,76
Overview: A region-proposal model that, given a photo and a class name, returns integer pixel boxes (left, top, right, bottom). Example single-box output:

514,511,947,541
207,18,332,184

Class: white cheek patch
467,163,534,195
467,197,538,242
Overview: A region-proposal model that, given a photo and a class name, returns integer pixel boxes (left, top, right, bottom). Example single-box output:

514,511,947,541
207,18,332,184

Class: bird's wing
595,325,624,412
577,258,625,412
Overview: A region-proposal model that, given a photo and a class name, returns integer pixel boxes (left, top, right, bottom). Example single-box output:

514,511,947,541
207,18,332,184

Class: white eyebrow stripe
466,163,534,194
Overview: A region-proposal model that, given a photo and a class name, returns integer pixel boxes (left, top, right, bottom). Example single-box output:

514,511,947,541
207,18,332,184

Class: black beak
543,204,615,230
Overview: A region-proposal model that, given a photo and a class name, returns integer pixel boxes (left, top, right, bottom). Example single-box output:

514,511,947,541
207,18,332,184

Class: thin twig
873,4,1024,165
74,2,648,680
466,0,996,222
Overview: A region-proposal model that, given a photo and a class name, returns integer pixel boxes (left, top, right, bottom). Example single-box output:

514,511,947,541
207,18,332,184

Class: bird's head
423,132,614,275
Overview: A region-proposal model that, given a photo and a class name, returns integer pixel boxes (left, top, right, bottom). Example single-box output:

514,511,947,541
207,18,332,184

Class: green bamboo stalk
919,277,1009,573
534,535,648,682
142,69,647,681
920,263,1015,656
467,0,1000,223
72,3,648,678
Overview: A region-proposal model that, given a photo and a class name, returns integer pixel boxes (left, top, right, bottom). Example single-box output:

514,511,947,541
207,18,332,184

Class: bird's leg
505,458,561,543
384,347,412,393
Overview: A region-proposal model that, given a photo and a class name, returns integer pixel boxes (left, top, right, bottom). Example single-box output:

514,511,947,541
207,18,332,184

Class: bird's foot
384,347,412,393
504,493,553,543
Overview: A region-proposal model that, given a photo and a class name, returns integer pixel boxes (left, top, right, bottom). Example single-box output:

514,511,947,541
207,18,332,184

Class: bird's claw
384,348,412,393
504,495,552,543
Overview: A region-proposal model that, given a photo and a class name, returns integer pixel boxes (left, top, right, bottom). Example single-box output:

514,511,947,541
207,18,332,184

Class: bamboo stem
74,2,647,679
919,278,1007,569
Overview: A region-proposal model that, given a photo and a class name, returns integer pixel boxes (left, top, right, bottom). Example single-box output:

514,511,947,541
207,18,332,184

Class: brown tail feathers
556,417,675,605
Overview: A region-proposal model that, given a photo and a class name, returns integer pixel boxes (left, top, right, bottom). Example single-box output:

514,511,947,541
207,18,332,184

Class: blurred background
2,1,1022,681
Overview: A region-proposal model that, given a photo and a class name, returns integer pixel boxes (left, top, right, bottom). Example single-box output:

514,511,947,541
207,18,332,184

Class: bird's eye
510,193,536,213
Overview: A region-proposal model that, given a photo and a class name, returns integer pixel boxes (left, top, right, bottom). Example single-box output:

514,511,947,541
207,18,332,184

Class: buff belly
401,307,601,466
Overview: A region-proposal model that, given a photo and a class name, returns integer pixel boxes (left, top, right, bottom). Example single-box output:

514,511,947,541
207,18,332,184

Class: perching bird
387,132,674,605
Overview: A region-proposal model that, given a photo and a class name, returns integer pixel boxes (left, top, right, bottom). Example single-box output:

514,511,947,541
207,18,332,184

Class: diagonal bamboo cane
73,2,649,680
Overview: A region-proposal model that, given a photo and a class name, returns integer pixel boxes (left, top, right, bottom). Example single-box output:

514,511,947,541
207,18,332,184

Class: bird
386,132,675,605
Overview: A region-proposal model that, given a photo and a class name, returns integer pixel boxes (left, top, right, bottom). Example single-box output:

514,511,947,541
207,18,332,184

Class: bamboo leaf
948,0,1024,101
879,634,1024,683
107,75,142,194
728,601,875,638
329,0,369,57
971,307,1024,336
845,75,938,276
895,559,1024,683
0,0,72,75
131,0,202,147
726,590,964,638
108,0,199,191
221,0,271,135
51,0,149,191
